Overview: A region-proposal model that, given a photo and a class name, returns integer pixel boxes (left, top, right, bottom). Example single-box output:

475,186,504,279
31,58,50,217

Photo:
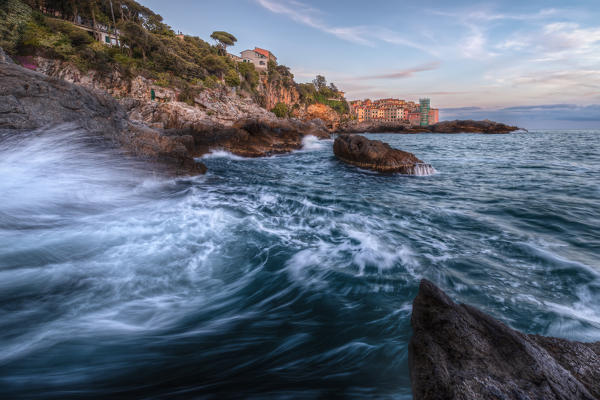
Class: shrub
202,75,219,88
271,102,289,118
238,61,259,88
177,86,199,105
224,68,240,87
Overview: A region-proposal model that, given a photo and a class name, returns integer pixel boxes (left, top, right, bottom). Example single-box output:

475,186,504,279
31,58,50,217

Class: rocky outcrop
301,103,341,130
429,119,522,133
333,134,433,175
337,119,522,134
409,279,600,400
170,117,330,158
0,60,205,175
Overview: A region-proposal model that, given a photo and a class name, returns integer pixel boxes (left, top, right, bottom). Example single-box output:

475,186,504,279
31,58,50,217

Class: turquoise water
0,128,599,398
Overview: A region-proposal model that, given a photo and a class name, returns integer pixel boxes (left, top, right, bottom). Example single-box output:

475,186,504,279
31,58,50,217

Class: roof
254,47,276,60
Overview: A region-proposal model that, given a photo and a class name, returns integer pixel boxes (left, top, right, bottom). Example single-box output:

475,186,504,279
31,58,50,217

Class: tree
210,30,236,55
312,74,326,91
329,82,338,93
202,54,228,76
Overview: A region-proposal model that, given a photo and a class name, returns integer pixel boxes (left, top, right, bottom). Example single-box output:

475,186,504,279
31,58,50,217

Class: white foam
199,150,248,160
301,135,331,151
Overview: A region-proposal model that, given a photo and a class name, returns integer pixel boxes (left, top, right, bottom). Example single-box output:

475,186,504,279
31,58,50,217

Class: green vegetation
210,31,236,56
271,102,290,118
298,75,349,115
0,0,248,90
267,60,294,89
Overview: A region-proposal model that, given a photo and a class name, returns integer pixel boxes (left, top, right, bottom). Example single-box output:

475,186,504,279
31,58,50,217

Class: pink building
429,109,439,124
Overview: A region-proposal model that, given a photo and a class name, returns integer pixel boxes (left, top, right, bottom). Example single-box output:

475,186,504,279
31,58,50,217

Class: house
240,47,277,70
227,53,242,62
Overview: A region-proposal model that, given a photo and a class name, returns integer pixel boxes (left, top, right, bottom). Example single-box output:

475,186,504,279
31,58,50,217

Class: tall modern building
419,98,430,126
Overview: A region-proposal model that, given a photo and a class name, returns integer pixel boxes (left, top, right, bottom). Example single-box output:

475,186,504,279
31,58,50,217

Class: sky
139,0,600,129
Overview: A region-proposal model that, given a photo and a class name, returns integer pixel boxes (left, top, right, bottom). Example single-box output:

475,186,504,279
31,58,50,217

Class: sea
0,127,598,399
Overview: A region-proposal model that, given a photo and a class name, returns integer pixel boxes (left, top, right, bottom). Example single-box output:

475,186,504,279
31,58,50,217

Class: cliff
410,279,600,400
33,57,344,132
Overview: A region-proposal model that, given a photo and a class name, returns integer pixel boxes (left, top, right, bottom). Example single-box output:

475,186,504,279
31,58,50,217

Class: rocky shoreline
0,59,329,175
410,280,600,400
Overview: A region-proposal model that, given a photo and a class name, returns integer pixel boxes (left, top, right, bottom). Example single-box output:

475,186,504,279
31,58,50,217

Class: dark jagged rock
337,119,522,134
409,279,600,400
0,60,206,175
169,117,330,158
333,134,433,175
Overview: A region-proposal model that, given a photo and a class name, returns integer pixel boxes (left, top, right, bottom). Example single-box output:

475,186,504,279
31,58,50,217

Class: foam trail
412,163,436,176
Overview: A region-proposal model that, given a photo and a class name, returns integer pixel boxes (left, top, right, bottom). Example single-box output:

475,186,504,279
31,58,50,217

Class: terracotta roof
254,47,275,59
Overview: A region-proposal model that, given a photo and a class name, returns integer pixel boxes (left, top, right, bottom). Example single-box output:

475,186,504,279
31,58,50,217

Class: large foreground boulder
409,279,600,400
0,59,205,175
333,134,433,175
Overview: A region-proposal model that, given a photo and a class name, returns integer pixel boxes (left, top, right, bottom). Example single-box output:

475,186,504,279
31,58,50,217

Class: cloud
429,8,558,22
255,0,437,54
256,0,372,45
355,62,441,80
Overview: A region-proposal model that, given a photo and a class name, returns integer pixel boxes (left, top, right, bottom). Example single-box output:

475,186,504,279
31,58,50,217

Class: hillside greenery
0,0,349,114
297,75,349,115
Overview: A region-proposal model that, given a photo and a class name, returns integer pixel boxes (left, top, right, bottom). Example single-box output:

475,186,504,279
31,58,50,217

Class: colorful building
350,97,439,125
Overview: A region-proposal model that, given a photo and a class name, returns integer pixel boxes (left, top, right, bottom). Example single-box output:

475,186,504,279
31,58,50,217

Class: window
105,36,110,44
259,61,265,65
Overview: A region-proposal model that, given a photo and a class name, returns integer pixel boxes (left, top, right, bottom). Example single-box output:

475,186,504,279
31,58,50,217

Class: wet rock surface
333,134,433,174
409,279,600,400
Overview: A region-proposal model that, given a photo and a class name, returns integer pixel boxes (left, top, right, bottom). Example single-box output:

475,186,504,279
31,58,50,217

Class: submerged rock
409,279,600,400
333,134,433,175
